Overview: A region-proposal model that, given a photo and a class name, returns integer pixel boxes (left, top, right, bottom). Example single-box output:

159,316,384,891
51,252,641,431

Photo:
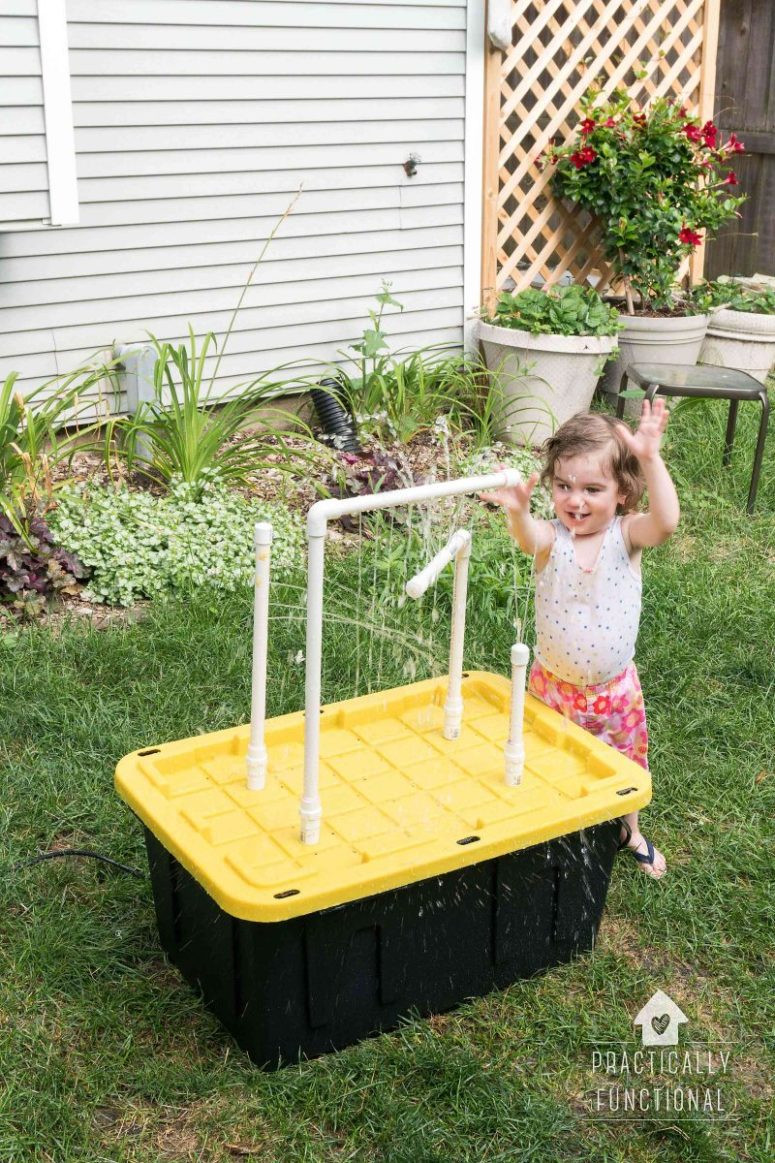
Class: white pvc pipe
306,469,521,537
300,470,521,844
504,642,530,786
405,529,472,739
444,532,472,740
300,529,325,845
246,522,272,790
405,528,471,600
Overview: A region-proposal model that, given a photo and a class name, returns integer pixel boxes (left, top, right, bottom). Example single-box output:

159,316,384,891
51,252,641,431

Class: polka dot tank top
534,517,641,686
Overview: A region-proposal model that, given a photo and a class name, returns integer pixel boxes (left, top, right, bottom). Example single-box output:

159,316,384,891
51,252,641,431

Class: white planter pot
476,320,617,445
598,312,709,417
699,307,775,384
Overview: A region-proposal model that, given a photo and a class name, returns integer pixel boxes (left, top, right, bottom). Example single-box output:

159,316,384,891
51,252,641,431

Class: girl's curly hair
539,412,645,513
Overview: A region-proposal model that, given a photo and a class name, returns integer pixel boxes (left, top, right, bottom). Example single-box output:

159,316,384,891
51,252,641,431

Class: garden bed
4,427,542,628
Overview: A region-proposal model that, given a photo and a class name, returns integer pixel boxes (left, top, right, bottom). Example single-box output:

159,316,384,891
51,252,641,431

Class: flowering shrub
544,89,746,311
48,471,304,606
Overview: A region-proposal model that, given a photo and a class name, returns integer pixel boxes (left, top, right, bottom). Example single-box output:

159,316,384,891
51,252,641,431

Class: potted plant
696,275,775,384
476,284,621,444
544,89,747,402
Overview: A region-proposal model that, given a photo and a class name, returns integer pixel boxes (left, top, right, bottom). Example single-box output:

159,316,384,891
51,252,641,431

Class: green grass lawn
1,396,773,1162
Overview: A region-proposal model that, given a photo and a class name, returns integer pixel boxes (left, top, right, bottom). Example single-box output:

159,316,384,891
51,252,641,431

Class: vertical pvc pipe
300,472,522,845
504,642,530,786
300,529,325,844
246,523,273,790
443,533,472,740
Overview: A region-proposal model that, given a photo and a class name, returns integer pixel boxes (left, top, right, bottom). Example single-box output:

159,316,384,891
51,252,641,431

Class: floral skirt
528,659,649,770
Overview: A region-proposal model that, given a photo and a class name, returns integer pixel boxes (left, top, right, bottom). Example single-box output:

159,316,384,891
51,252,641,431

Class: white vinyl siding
1,0,469,404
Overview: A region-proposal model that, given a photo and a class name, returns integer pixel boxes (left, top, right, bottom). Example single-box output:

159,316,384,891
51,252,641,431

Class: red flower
604,117,616,128
701,120,718,148
724,170,739,186
678,225,702,246
726,133,745,154
580,117,596,135
683,123,702,143
570,146,597,169
633,113,647,126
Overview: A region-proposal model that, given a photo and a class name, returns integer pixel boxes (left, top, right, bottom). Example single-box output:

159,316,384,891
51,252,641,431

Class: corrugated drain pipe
309,378,361,453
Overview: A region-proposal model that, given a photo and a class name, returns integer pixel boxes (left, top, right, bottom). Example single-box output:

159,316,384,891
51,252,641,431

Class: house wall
0,0,469,408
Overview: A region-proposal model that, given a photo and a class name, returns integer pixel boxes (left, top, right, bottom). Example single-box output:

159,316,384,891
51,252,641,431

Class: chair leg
723,399,739,468
746,391,770,515
616,371,628,420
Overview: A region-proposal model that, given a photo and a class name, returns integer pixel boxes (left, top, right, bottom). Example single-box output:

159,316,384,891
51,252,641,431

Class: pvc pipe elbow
307,501,336,538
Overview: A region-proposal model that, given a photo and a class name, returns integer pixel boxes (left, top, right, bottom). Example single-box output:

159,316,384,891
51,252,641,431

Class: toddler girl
481,399,679,878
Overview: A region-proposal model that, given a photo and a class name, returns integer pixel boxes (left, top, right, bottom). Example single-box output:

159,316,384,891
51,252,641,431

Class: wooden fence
481,0,721,310
705,0,775,278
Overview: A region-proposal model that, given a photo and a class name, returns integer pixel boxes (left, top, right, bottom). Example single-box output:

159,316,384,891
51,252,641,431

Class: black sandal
617,818,633,850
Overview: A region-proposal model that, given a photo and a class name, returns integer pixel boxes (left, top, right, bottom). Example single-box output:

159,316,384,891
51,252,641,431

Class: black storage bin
144,820,619,1069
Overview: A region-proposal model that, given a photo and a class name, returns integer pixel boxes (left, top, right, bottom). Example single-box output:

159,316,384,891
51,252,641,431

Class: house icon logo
634,990,688,1046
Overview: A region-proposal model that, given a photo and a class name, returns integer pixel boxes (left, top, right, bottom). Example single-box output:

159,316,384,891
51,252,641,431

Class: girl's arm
620,399,680,549
479,471,555,558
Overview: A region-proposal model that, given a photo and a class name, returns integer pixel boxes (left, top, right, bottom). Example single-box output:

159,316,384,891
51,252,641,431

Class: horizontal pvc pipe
306,468,522,536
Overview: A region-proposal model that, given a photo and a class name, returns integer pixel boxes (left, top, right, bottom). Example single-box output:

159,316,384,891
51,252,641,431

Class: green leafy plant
345,282,405,404
332,284,493,445
48,471,305,606
0,513,87,619
692,277,775,315
545,89,747,312
0,362,115,535
114,326,318,488
486,285,622,336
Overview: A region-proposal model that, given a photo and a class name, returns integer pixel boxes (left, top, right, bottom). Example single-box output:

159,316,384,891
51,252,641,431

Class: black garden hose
310,378,362,453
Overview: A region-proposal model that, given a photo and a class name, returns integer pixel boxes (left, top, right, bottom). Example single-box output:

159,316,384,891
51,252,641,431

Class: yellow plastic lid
115,672,650,921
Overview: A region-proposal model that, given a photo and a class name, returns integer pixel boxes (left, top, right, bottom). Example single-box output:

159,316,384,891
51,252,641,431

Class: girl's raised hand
619,397,669,462
479,470,539,513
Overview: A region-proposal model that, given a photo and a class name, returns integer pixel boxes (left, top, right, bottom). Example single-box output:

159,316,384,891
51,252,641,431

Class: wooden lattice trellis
481,0,721,310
